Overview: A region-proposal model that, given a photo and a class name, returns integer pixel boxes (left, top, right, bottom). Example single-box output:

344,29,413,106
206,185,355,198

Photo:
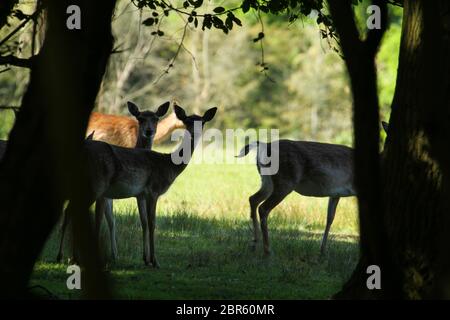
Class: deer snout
144,129,154,138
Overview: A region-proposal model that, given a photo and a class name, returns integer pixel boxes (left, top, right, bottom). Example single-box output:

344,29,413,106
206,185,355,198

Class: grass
31,147,360,299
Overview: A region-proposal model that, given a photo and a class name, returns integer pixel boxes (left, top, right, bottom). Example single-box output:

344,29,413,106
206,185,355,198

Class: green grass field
31,148,360,299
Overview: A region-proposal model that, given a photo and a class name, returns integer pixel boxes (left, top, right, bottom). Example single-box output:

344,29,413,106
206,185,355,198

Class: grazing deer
63,104,217,267
237,122,390,256
56,101,170,263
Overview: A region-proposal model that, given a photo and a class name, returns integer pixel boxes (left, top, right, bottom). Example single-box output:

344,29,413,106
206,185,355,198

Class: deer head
127,101,170,149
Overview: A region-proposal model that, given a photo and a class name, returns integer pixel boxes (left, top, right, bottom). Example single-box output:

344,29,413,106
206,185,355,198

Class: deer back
265,140,355,197
87,112,138,148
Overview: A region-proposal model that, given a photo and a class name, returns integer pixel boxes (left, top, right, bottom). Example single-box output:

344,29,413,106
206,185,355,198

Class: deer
86,103,185,147
56,101,170,263
237,122,390,256
62,104,217,267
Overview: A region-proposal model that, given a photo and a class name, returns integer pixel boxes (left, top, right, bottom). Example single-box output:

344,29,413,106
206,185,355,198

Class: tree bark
328,0,402,298
333,0,450,299
382,0,450,298
0,0,116,298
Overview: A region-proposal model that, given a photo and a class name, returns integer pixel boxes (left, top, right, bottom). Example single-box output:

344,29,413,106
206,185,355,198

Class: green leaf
189,0,203,8
225,16,233,30
232,16,242,26
142,17,155,26
253,32,264,42
242,0,250,13
212,16,224,28
213,7,225,13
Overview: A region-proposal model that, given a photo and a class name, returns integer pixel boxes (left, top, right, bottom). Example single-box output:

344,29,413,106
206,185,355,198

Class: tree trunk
0,0,116,298
328,0,402,299
334,0,450,299
381,0,450,299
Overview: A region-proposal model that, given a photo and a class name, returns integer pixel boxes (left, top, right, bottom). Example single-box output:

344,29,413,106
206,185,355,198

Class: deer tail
236,141,260,158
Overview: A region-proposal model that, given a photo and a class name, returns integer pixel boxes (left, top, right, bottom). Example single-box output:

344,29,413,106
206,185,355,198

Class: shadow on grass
34,211,359,299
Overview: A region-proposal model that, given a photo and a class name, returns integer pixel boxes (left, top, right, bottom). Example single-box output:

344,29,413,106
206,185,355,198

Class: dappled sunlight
35,209,358,299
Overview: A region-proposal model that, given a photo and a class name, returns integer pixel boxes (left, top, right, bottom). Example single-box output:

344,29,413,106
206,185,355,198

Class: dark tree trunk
0,0,116,298
328,0,402,299
382,0,450,298
332,0,450,299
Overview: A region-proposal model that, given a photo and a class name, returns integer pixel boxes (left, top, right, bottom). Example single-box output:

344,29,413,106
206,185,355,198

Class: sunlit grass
32,147,360,299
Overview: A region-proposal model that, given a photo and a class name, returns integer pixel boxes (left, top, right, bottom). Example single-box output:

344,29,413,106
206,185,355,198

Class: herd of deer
0,101,390,268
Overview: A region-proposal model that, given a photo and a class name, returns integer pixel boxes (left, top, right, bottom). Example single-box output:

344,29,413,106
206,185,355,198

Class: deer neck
135,133,153,150
154,112,185,144
169,125,202,174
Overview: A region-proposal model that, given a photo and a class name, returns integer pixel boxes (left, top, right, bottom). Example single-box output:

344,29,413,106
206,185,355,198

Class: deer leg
56,206,70,263
104,198,118,261
137,195,150,265
320,197,340,255
146,196,159,268
258,189,291,256
249,181,272,247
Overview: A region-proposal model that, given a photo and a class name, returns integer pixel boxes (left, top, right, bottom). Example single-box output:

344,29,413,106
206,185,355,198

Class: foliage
0,1,403,145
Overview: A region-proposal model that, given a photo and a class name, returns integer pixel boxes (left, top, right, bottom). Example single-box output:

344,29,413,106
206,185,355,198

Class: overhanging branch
0,54,34,68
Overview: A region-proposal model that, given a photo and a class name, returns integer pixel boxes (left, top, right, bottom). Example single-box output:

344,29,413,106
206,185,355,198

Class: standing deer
237,122,389,256
56,101,170,262
237,140,354,256
63,104,217,267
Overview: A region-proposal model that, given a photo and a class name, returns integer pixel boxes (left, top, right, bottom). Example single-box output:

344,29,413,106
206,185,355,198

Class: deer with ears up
56,101,171,263
86,101,185,147
237,121,390,256
63,104,217,267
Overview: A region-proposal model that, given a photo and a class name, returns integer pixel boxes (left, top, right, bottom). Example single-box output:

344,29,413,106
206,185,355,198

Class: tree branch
0,54,34,68
0,2,44,49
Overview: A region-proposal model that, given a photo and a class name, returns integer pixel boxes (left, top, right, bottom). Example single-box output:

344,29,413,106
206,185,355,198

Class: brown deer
56,101,170,262
62,104,217,267
237,122,389,256
86,104,185,147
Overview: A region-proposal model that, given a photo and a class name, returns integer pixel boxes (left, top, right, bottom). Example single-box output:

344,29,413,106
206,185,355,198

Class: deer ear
382,121,389,134
127,101,140,117
202,107,217,122
174,105,187,121
86,131,95,140
156,101,170,118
